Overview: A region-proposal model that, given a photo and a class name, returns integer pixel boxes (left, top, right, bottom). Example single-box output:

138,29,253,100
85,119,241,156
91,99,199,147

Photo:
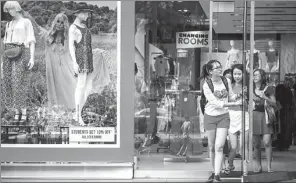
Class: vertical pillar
148,102,158,135
242,0,248,177
248,0,255,172
209,1,213,60
152,2,158,45
148,2,158,137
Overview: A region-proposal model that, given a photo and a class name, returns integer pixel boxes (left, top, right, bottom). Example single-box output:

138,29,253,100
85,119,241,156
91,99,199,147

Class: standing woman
69,3,94,125
201,60,242,182
69,2,110,125
2,1,35,124
224,64,249,175
252,69,276,173
44,13,77,109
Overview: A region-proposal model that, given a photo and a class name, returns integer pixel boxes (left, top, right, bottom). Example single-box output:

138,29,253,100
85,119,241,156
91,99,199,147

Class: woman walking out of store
201,60,242,182
252,69,276,173
224,64,249,176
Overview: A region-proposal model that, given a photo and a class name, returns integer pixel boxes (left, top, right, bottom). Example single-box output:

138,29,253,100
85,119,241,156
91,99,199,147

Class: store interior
133,1,296,178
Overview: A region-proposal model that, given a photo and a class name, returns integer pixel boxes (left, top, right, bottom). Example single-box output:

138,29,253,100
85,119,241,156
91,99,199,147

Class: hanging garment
253,52,259,69
179,91,198,117
154,56,169,77
167,58,175,76
275,84,293,150
266,50,278,63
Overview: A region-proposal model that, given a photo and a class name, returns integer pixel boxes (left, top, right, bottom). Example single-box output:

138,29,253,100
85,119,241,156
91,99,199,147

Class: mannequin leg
75,73,87,125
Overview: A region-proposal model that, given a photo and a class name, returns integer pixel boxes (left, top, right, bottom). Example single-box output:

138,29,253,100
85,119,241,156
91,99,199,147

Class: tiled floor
137,145,296,171
135,145,296,181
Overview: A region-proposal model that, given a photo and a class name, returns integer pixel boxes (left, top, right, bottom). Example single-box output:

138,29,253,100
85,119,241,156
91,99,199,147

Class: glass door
211,0,248,180
244,1,296,182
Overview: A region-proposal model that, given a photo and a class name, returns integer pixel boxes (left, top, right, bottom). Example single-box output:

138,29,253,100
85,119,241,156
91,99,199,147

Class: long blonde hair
46,13,69,46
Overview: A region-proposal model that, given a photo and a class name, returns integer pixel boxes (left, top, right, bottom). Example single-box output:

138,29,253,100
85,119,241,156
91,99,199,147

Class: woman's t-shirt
229,84,248,111
253,86,274,112
203,78,235,116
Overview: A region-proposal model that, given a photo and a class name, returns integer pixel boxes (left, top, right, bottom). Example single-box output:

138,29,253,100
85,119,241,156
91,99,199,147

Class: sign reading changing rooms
176,31,209,49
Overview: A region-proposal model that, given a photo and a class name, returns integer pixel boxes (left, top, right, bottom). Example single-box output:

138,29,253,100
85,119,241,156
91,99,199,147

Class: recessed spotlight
237,30,241,32
183,9,188,12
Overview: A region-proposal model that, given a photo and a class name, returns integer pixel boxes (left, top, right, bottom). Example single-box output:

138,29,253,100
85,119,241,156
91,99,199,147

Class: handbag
264,100,277,125
263,86,282,125
4,44,23,59
4,21,23,59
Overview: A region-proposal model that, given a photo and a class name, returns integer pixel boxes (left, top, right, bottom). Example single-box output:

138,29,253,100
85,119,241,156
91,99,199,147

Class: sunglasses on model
57,20,64,24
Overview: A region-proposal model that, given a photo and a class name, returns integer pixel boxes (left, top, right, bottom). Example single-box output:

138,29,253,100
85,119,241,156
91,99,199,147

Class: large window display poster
1,1,119,146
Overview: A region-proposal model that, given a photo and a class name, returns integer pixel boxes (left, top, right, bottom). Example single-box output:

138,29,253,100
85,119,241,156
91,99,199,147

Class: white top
203,78,235,116
69,24,83,44
3,18,36,48
228,84,249,133
226,49,240,68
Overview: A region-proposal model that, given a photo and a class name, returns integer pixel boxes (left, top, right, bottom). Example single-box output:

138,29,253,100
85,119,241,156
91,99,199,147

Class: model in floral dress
2,1,35,124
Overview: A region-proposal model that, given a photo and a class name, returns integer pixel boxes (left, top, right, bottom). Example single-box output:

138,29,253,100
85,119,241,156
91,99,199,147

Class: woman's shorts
204,113,230,130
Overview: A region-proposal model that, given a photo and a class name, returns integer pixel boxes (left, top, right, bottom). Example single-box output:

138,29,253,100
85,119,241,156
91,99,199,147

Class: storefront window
134,1,216,175
133,1,253,180
1,1,119,146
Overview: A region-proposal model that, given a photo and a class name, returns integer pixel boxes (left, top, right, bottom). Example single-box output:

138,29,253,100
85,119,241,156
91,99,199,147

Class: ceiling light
231,13,240,16
236,30,242,32
183,9,188,12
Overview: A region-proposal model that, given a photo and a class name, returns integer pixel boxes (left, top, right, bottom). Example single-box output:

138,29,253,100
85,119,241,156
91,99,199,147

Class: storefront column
248,0,255,166
209,1,213,59
152,1,158,45
242,0,249,177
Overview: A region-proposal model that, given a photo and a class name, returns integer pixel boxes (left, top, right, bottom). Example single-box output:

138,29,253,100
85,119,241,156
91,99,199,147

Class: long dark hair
223,69,232,77
231,64,244,84
253,69,267,90
199,60,221,81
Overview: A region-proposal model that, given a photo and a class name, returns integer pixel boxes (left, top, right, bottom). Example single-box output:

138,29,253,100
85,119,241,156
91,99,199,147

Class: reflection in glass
134,1,208,171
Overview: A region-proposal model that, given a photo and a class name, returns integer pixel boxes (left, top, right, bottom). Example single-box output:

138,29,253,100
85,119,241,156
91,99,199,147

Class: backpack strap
221,76,229,91
4,22,9,43
205,77,214,93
